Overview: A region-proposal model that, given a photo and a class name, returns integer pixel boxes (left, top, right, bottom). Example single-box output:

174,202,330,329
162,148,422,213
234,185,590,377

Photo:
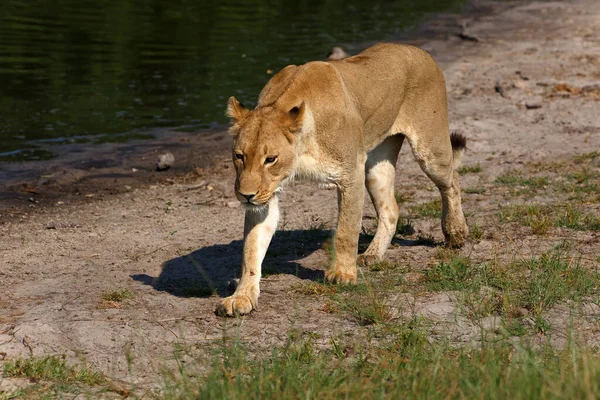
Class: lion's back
257,61,348,111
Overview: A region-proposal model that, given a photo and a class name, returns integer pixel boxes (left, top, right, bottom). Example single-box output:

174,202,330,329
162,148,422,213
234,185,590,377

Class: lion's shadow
131,229,332,298
131,228,439,298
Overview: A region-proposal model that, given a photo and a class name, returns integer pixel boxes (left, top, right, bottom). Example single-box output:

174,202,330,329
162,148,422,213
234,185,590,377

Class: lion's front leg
326,167,365,284
215,196,279,317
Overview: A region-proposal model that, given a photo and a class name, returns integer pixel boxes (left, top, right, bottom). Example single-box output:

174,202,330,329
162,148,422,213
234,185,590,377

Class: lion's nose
240,193,256,202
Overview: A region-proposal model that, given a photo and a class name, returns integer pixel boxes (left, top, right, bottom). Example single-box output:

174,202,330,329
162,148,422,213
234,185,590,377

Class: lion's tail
450,132,467,170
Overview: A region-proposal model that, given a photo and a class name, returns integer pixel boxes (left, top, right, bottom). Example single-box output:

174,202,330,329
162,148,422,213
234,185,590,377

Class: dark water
0,0,464,161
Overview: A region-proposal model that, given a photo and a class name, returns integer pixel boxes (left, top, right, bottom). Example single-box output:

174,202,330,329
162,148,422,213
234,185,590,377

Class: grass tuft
334,295,392,325
3,355,104,385
494,170,549,189
410,200,442,219
425,256,474,291
499,204,600,233
101,288,134,302
464,186,486,194
394,190,413,204
458,164,482,175
161,323,600,400
470,222,484,242
425,250,600,326
573,151,600,164
368,260,400,272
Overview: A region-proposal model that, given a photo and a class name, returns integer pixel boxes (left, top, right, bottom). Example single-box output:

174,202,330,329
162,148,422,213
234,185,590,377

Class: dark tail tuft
450,132,467,169
450,132,467,151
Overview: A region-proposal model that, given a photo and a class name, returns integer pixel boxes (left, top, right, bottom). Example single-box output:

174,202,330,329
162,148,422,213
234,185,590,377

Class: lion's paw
215,294,255,317
444,225,469,248
325,269,357,284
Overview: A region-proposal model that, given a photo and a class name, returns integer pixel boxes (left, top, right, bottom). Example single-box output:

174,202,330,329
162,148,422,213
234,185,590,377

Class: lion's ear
288,102,305,131
226,96,250,122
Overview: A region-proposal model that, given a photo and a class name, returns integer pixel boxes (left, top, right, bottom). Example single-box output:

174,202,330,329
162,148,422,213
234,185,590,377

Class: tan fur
215,43,469,317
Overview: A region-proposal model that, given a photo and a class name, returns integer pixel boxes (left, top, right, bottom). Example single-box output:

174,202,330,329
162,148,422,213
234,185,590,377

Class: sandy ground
1,0,600,394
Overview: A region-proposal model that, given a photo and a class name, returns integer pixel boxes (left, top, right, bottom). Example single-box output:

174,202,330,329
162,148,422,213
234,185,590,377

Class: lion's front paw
325,268,357,284
215,294,255,317
444,225,469,248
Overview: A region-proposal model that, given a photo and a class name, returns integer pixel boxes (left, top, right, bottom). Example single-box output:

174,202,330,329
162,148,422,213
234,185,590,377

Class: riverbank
2,0,600,396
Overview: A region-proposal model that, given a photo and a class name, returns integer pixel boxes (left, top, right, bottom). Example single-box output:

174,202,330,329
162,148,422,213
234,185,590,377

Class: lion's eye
264,156,277,165
235,153,244,161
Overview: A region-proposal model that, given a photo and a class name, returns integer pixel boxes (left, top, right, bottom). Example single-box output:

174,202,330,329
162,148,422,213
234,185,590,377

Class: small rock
326,46,350,60
494,81,506,97
514,80,529,90
156,152,175,171
227,201,240,208
457,21,480,42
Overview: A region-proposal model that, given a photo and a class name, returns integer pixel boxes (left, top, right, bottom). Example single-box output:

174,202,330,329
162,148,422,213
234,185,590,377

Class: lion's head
226,96,305,207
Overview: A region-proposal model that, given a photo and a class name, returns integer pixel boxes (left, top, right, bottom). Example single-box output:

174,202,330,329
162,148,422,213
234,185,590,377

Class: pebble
156,152,175,171
226,201,240,208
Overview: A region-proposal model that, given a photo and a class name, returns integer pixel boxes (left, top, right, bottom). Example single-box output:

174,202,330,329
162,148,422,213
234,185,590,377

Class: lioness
216,43,469,317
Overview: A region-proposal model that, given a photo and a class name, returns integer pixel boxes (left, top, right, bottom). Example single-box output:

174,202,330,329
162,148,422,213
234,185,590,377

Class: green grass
161,321,600,400
163,244,600,398
294,279,369,296
2,355,107,398
332,293,392,326
100,288,134,302
495,170,549,189
296,274,395,326
410,200,442,219
368,260,401,272
557,168,600,202
3,355,104,384
464,186,486,194
573,151,600,164
469,222,484,242
424,250,600,328
458,163,482,175
425,256,472,291
499,204,600,233
394,190,413,204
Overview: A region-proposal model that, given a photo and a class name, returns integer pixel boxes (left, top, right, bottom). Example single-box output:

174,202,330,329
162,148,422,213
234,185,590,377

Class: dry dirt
1,0,600,394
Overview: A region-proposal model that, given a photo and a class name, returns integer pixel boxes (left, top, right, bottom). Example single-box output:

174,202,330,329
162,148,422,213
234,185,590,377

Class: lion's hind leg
358,135,404,266
406,131,469,247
